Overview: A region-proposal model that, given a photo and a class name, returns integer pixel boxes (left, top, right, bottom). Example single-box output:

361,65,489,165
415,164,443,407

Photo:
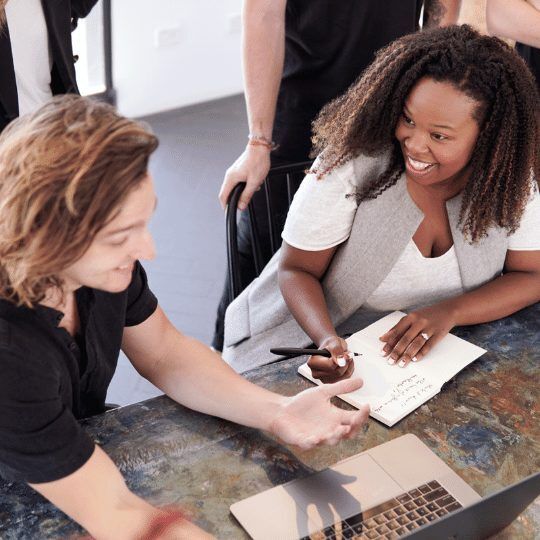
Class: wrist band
248,133,279,151
142,509,186,539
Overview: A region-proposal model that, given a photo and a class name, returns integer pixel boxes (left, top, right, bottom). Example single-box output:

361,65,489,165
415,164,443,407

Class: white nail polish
398,359,406,367
336,357,347,367
387,357,395,365
412,357,418,362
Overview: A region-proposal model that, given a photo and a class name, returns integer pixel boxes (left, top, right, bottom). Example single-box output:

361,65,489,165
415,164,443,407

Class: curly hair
0,95,158,306
311,25,539,242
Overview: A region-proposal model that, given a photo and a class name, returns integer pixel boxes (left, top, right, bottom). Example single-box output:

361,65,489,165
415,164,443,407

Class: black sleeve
0,350,95,484
124,262,158,327
70,0,100,19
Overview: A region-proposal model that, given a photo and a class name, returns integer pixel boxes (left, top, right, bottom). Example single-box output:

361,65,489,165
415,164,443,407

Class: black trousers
212,152,309,350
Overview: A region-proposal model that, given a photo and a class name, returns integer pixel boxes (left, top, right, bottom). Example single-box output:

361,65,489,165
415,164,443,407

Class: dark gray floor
106,94,247,405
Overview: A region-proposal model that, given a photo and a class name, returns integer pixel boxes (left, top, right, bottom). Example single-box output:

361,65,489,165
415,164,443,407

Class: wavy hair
0,95,158,306
312,25,539,242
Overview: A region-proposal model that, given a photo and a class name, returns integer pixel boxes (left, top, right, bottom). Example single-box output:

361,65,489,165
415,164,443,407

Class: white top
6,0,53,116
283,159,540,251
282,158,540,311
362,241,464,311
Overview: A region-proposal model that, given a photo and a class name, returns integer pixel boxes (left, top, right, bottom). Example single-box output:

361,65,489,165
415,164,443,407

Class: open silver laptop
231,434,484,540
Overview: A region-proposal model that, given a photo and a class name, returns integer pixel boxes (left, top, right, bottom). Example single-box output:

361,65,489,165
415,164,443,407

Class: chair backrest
226,161,313,302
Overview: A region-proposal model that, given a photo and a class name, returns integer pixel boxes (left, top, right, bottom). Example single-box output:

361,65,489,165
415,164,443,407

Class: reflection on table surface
0,303,538,539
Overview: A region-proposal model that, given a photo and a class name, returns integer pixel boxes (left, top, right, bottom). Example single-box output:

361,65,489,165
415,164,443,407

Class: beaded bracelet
248,133,279,151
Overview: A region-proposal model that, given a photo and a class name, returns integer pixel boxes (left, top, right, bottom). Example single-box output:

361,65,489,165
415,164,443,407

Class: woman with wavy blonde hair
0,95,369,539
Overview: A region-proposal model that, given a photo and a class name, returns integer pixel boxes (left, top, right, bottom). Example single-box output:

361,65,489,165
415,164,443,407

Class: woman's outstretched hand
269,378,370,450
307,335,355,383
379,304,457,367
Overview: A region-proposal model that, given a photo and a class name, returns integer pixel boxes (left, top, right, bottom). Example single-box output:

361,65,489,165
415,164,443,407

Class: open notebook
298,311,486,427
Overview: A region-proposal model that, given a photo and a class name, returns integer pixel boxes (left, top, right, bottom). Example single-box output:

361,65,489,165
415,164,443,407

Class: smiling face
394,77,482,191
60,174,157,293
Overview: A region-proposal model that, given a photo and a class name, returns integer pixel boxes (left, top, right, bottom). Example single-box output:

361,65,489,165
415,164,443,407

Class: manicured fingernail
398,360,406,368
380,348,387,356
336,356,347,367
387,357,395,365
412,357,418,362
238,203,246,211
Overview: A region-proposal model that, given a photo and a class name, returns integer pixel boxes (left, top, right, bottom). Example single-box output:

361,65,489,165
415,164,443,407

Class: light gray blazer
223,154,509,372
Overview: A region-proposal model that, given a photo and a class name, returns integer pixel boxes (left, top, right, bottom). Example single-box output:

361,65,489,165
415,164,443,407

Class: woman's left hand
379,304,457,367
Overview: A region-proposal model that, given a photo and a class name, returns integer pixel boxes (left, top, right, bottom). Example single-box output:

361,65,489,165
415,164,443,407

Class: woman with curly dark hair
223,24,540,379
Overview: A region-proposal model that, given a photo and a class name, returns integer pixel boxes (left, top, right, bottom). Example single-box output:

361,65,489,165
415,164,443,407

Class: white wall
73,3,106,96
112,0,244,118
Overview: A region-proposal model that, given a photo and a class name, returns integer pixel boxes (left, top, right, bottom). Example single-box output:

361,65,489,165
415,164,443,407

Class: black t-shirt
274,0,423,160
0,262,157,484
516,42,540,90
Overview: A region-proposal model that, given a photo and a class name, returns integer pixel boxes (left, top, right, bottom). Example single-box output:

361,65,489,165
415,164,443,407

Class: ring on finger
420,332,430,340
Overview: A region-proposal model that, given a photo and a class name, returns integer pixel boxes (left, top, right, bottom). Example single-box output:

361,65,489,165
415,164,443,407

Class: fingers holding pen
307,335,355,383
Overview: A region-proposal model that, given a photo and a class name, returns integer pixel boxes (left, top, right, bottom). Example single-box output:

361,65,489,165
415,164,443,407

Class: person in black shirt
0,95,370,539
212,0,463,351
486,0,540,89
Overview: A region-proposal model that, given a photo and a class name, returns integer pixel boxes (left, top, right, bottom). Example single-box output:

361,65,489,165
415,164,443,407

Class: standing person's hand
379,304,457,367
218,144,271,210
307,335,355,383
269,378,370,449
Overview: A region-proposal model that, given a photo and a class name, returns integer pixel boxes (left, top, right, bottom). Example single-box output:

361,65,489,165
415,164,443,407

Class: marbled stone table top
1,304,539,539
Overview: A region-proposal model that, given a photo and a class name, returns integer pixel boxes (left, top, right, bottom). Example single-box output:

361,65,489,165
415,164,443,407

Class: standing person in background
0,0,98,132
212,0,462,352
486,0,540,88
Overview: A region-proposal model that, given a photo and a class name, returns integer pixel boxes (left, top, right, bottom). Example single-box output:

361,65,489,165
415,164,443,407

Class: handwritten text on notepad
372,374,436,414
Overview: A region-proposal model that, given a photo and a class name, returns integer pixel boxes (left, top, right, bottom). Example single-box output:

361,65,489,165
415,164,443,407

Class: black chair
226,161,313,302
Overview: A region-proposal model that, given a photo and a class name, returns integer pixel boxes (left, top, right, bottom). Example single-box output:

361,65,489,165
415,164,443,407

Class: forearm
486,0,540,48
279,267,338,346
144,333,284,432
423,0,462,28
439,271,540,326
242,0,286,138
31,447,164,540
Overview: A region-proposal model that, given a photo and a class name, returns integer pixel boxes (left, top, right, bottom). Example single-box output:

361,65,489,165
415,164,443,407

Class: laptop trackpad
283,453,403,531
230,454,402,540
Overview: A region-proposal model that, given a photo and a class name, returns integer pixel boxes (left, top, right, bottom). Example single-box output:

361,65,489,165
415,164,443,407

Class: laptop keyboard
300,480,462,539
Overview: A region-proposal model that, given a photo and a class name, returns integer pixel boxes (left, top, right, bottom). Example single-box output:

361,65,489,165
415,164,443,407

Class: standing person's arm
486,0,540,48
423,0,462,28
218,0,287,211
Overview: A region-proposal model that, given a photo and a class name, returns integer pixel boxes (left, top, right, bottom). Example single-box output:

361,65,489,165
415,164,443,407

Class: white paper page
349,311,486,383
298,348,440,426
365,370,439,426
297,311,486,426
